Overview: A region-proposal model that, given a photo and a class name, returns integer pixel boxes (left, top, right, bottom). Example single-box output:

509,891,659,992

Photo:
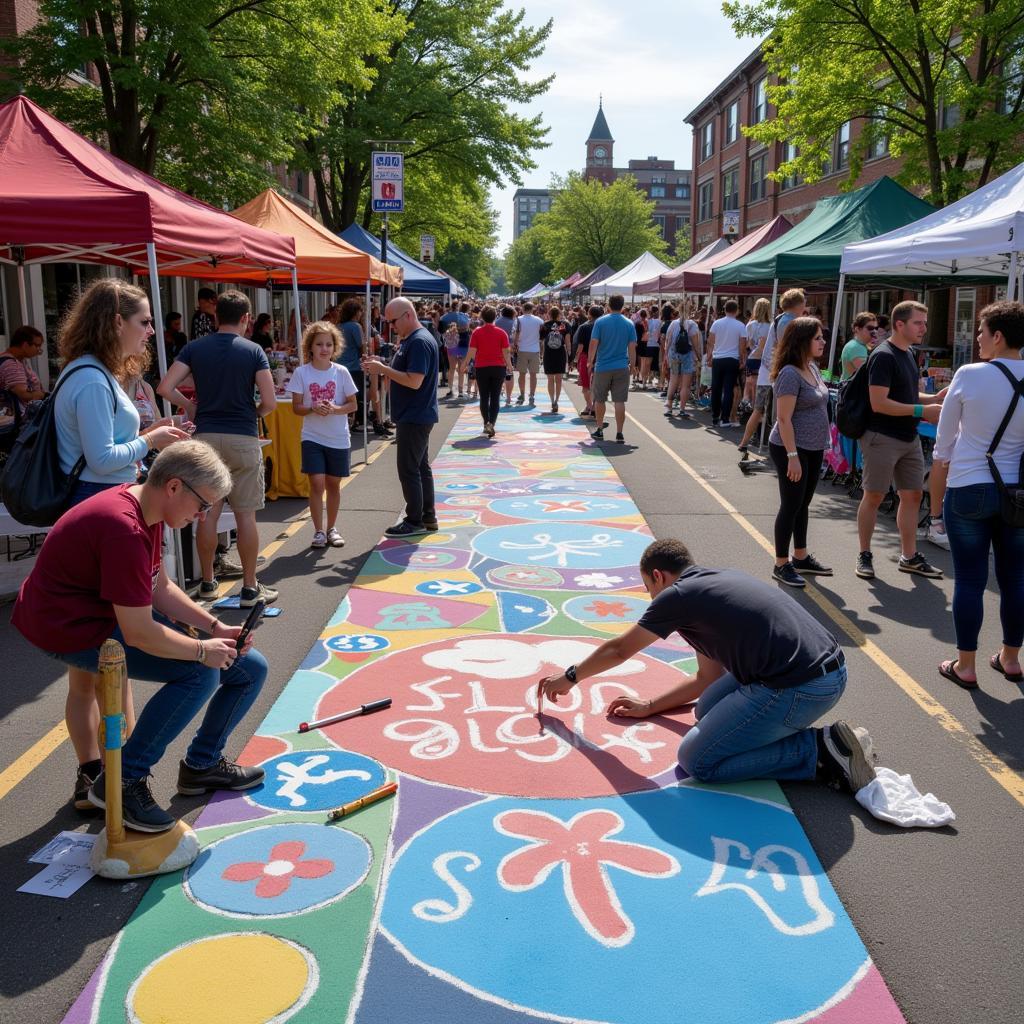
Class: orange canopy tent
230,189,402,288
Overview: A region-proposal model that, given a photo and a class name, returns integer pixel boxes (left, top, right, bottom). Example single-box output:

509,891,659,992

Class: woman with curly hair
767,316,832,588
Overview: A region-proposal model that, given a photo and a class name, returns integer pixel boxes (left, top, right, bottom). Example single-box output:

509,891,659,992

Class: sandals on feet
939,659,979,690
989,653,1024,682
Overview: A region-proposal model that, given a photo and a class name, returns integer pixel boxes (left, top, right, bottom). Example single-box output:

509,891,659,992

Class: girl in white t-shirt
289,321,359,549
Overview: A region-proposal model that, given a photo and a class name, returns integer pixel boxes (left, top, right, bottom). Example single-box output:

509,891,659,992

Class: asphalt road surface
1,384,1021,1024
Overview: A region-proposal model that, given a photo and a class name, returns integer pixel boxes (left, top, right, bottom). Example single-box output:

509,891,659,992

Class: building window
700,121,714,161
653,214,666,237
998,54,1024,114
752,78,768,124
675,184,689,199
698,180,714,222
724,101,740,145
835,122,851,169
941,101,961,129
749,154,767,202
721,169,739,212
651,175,666,184
781,142,801,190
868,112,890,159
650,185,665,198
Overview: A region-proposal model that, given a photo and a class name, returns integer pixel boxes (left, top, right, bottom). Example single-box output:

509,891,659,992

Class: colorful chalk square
185,823,371,918
247,750,387,812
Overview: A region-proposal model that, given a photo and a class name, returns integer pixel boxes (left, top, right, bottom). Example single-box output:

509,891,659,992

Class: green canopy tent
710,176,934,363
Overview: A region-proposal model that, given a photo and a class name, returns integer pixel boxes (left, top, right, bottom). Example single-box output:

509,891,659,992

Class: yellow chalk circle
128,932,318,1024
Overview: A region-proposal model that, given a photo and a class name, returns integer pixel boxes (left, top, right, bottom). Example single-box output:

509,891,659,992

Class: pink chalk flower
495,808,679,947
221,840,333,898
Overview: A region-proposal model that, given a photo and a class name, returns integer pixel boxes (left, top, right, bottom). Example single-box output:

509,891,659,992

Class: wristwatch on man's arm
563,664,577,683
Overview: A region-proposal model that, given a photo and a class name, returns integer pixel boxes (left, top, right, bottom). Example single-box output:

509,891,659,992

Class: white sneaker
927,522,950,549
326,528,345,548
722,421,741,428
311,530,328,548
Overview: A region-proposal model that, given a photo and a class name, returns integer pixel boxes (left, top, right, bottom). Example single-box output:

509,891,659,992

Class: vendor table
263,400,308,500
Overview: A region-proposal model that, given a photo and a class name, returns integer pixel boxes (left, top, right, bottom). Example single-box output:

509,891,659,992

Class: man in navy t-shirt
362,297,439,537
158,290,277,607
537,538,876,794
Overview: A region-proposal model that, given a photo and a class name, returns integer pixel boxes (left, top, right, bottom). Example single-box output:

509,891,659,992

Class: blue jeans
47,613,267,779
69,479,119,506
944,482,1024,652
678,666,847,782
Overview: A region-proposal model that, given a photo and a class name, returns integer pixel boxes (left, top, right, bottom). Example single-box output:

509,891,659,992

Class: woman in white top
743,298,772,413
934,301,1024,689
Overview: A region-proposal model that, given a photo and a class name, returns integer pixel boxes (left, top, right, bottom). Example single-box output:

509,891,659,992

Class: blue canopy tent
340,223,452,295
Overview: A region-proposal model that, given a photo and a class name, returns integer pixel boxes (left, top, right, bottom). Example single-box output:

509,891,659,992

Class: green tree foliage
672,223,692,265
504,228,553,294
723,0,1024,206
371,171,497,296
530,173,669,279
489,256,507,296
301,0,552,233
6,0,397,205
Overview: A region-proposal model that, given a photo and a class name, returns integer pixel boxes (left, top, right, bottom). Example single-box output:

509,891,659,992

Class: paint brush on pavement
327,782,398,822
298,697,391,733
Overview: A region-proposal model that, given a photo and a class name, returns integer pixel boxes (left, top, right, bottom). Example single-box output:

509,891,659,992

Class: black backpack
674,319,692,355
1,364,116,527
0,354,25,457
835,352,874,439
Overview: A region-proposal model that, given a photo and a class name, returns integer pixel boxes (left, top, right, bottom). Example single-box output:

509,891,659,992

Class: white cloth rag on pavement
855,767,955,828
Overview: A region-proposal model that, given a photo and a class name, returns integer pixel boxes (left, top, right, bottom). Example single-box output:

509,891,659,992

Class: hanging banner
420,234,435,263
371,152,404,213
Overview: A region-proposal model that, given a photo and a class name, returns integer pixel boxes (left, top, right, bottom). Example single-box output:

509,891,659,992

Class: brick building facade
683,43,1000,364
583,101,691,255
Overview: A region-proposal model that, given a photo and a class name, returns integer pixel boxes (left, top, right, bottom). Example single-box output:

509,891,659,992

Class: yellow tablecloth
263,401,308,500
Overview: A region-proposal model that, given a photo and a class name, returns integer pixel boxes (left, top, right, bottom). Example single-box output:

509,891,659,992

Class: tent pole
16,259,28,327
1008,251,1019,301
827,273,845,373
363,280,370,465
770,277,779,315
291,267,303,363
146,242,185,589
147,244,170,413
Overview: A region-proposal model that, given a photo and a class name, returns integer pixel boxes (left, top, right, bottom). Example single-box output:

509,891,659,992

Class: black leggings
476,366,505,425
768,444,825,558
711,357,739,422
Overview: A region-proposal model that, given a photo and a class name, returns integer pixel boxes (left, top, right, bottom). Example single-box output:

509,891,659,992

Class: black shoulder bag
1,365,117,527
986,361,1024,528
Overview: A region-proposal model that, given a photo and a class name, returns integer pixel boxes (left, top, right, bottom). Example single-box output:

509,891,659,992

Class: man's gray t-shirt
638,565,839,688
176,332,269,437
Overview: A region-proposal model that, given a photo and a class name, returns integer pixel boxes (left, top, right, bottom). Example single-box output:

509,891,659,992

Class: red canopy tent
632,216,793,296
0,95,298,371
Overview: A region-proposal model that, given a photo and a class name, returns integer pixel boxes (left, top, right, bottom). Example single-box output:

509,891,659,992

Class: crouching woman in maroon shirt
12,440,268,833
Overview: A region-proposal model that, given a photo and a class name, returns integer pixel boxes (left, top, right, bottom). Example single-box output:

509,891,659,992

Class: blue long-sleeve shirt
55,355,148,483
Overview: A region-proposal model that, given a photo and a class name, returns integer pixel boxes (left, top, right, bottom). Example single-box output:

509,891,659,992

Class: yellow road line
0,439,396,801
0,722,69,801
624,408,1024,808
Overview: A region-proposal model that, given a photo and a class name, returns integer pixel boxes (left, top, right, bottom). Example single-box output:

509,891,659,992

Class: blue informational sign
371,151,404,213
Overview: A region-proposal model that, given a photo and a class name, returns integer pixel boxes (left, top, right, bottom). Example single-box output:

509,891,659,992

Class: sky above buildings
490,0,760,252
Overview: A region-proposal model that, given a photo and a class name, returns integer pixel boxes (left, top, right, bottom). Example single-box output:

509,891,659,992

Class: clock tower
584,98,615,185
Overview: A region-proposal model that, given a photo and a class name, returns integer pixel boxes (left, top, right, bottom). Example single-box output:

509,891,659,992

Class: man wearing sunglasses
361,297,439,537
12,441,268,833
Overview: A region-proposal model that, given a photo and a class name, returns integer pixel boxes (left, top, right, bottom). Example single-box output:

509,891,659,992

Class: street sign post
371,152,404,213
420,234,435,263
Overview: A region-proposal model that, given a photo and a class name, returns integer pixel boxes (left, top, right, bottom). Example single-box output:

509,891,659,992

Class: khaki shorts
591,368,631,404
195,432,266,511
754,384,772,413
860,429,925,493
515,350,540,374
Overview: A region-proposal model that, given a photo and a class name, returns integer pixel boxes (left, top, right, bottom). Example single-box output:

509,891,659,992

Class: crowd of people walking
3,273,1023,829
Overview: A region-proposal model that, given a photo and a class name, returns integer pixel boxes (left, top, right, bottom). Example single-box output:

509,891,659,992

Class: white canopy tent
589,251,673,299
839,161,1024,289
832,162,1024,364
